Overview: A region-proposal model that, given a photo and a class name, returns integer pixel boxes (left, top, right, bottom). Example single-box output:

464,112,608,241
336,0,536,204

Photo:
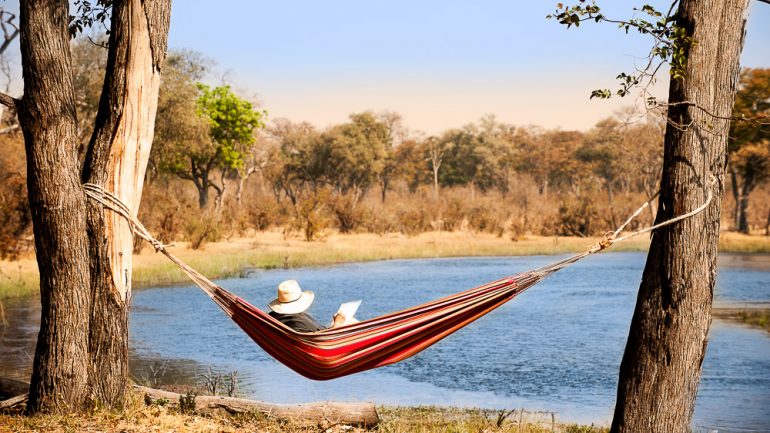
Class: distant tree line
0,42,768,257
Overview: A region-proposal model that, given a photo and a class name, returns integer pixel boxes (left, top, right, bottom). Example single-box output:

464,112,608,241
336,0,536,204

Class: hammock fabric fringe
82,182,712,381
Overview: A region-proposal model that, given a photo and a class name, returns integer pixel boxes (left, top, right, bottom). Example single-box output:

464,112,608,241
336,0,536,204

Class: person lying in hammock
268,280,347,332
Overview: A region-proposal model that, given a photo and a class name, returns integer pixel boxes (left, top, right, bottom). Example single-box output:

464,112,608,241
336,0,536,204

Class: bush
467,204,507,236
438,197,466,231
0,137,32,260
551,196,601,237
182,210,223,250
396,207,433,236
331,192,364,233
246,198,284,231
289,190,331,241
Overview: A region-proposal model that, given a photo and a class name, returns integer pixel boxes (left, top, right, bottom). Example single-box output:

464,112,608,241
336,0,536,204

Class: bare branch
659,100,770,124
0,91,17,109
0,123,19,134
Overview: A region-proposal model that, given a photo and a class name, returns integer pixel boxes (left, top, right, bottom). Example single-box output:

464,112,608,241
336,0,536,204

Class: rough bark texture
18,0,92,413
610,1,749,432
81,0,171,407
18,0,170,412
138,386,379,427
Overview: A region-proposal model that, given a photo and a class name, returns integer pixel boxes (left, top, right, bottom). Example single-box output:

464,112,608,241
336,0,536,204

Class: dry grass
713,307,770,333
2,230,768,300
0,394,605,433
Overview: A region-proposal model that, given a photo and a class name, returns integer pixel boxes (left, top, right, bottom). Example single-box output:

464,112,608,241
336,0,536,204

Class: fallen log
0,393,27,411
135,385,379,428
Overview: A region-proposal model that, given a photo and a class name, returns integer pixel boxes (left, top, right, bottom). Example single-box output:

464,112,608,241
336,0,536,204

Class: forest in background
0,40,768,259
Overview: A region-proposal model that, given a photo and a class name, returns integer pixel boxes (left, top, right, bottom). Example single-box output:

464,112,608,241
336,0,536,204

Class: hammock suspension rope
82,180,713,380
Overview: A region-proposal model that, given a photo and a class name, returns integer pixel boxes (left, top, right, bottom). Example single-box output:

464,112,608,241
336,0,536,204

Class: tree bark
730,164,742,230
610,1,749,432
18,0,92,413
737,174,754,233
18,0,170,413
80,0,170,408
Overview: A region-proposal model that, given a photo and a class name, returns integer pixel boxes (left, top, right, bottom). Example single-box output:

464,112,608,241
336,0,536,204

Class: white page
336,300,362,324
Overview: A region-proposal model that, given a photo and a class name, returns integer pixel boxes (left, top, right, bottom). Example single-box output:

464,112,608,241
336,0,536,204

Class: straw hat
268,280,315,314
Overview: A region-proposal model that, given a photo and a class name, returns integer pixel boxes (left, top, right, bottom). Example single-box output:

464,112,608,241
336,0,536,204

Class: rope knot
599,232,616,250
589,231,616,254
151,239,165,252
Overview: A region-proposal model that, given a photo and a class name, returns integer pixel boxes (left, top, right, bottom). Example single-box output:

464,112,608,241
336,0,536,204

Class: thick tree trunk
18,0,92,413
81,0,170,407
610,1,749,432
18,0,170,413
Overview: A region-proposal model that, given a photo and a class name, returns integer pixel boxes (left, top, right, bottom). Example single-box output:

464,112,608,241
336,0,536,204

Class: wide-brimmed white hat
268,280,315,314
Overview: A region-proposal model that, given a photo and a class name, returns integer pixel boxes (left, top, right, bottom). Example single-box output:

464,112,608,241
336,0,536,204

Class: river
1,252,769,432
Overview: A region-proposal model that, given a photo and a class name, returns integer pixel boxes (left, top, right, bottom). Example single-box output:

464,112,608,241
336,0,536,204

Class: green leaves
546,1,603,28
69,0,113,38
195,84,267,171
549,1,692,100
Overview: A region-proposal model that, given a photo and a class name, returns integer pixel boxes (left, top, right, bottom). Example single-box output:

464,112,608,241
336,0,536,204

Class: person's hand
332,313,347,328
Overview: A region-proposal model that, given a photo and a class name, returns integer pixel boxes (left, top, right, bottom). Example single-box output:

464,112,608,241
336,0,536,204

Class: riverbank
0,395,605,433
1,231,769,299
713,307,770,333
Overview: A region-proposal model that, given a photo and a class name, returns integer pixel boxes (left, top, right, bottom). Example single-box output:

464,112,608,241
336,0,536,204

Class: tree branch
0,123,18,134
0,91,17,109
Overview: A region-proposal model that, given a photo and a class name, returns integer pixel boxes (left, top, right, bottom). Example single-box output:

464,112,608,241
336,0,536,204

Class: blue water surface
130,252,770,432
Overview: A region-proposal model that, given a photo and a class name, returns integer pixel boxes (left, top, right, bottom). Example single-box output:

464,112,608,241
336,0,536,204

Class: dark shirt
269,311,326,333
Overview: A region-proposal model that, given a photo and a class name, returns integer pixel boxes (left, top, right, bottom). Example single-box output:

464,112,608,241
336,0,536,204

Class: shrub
552,196,601,237
396,207,433,236
467,204,507,236
439,197,466,231
0,137,32,260
289,190,331,241
246,198,284,231
182,210,223,250
330,192,364,233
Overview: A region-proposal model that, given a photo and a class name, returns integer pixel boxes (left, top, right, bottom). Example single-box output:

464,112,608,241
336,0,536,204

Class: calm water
1,252,769,432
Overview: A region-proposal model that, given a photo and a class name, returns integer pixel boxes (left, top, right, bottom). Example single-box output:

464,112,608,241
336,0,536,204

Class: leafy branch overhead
547,1,693,102
69,0,113,37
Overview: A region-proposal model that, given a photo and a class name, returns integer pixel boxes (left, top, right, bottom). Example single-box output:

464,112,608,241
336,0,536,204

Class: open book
334,300,362,325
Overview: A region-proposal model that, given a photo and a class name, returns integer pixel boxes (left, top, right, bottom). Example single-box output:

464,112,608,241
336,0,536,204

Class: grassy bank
713,307,770,332
0,396,605,433
2,231,769,300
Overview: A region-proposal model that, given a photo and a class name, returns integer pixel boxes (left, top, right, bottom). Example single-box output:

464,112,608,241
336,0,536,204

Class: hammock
83,183,712,380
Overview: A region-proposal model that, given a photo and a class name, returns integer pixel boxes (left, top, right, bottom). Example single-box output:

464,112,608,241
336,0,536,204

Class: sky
164,1,770,135
0,2,768,135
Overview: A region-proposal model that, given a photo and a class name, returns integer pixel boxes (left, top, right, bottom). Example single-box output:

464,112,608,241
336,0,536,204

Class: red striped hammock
83,183,712,380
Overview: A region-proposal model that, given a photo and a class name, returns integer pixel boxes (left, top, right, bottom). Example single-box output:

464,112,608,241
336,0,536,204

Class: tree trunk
730,165,741,230
432,164,440,200
18,0,92,412
197,180,210,208
765,206,769,236
610,1,749,432
18,0,170,413
80,0,170,408
737,180,752,234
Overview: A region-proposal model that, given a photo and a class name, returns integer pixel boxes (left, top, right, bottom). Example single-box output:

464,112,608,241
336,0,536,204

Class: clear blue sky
4,1,769,134
166,1,770,134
